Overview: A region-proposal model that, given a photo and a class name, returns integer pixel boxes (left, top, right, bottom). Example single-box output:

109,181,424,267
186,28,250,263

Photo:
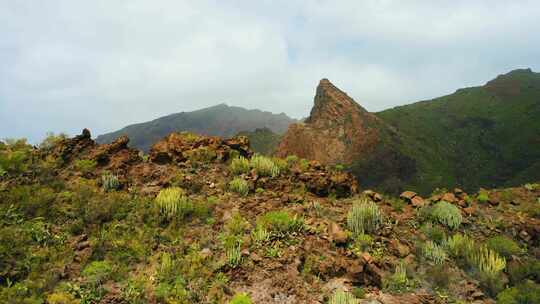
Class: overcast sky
1,1,540,143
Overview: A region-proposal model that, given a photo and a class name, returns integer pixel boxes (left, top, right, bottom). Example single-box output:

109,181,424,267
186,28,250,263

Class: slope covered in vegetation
378,68,540,194
0,130,539,304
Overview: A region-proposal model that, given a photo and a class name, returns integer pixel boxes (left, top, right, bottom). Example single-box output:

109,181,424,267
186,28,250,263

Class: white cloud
1,0,539,142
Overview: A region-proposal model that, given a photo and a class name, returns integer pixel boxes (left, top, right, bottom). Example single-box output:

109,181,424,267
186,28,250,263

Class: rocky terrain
0,130,538,303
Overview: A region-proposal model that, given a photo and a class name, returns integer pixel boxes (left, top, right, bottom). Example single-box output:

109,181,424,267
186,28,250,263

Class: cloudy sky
1,1,539,143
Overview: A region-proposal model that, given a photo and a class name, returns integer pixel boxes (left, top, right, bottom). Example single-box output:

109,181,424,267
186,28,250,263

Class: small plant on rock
229,177,249,196
257,210,304,236
328,289,359,304
101,173,119,192
155,187,193,220
347,199,382,235
485,236,521,258
250,155,280,177
74,159,97,175
422,241,447,265
230,156,250,175
384,262,410,292
468,245,506,280
432,201,462,230
229,293,253,304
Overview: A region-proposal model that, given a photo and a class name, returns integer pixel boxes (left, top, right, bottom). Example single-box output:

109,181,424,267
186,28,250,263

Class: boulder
400,191,417,200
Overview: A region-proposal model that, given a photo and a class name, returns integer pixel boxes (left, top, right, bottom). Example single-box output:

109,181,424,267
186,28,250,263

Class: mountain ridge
96,104,297,152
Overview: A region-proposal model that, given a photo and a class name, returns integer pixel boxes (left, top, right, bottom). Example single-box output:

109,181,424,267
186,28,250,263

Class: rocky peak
276,79,397,165
306,79,368,126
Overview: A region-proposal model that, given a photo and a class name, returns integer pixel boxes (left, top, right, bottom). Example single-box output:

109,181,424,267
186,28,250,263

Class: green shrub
229,177,249,196
508,259,540,284
230,293,253,304
82,260,113,286
477,191,490,203
101,173,120,192
486,236,521,258
468,245,506,281
251,224,270,244
257,211,304,235
155,187,193,220
446,233,475,258
285,155,299,166
74,159,97,175
496,281,540,304
226,244,242,268
432,201,462,230
47,292,79,304
39,132,67,150
421,223,446,244
230,156,250,175
328,290,359,304
249,155,280,177
422,241,447,265
347,199,382,235
384,262,409,292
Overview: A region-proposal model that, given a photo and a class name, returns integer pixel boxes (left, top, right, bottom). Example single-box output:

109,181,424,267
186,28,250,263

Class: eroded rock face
277,79,390,165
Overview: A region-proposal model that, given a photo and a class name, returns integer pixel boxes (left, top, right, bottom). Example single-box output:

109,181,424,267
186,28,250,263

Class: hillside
0,130,538,303
276,79,416,193
378,68,540,194
96,104,296,152
237,128,283,155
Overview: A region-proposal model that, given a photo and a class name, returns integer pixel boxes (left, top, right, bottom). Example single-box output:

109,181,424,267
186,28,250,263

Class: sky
1,1,540,143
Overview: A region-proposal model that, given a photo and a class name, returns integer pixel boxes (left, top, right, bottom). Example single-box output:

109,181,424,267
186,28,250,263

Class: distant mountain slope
237,128,283,155
377,68,540,193
96,104,297,151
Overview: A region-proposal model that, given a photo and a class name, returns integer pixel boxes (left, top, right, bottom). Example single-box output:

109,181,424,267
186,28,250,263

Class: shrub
101,173,120,192
468,245,506,281
422,241,447,265
421,223,446,244
251,224,270,244
155,187,193,220
328,290,359,304
477,191,490,203
249,155,280,177
47,292,79,304
432,201,462,230
446,233,475,258
226,244,242,268
384,262,409,292
508,259,540,284
285,155,299,166
230,156,250,175
496,281,540,304
347,199,382,235
39,132,67,150
74,159,97,175
486,236,521,258
229,178,249,196
82,260,113,286
258,211,304,235
230,293,253,304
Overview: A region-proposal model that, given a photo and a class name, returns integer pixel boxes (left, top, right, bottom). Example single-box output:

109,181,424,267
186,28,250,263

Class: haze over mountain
96,104,296,152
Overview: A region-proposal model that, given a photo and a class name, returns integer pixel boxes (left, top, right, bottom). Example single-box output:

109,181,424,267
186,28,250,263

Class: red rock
329,222,348,244
441,192,457,203
411,196,425,207
400,191,417,200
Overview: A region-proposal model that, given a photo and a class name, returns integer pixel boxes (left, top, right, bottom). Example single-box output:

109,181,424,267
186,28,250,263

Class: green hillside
237,128,282,155
377,68,540,194
97,104,296,152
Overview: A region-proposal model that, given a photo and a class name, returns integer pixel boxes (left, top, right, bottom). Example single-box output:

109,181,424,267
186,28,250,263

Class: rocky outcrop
148,132,252,164
276,79,415,193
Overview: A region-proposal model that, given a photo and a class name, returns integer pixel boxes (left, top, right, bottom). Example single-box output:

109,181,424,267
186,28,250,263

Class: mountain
276,69,540,194
96,104,297,152
378,68,540,194
276,79,416,193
